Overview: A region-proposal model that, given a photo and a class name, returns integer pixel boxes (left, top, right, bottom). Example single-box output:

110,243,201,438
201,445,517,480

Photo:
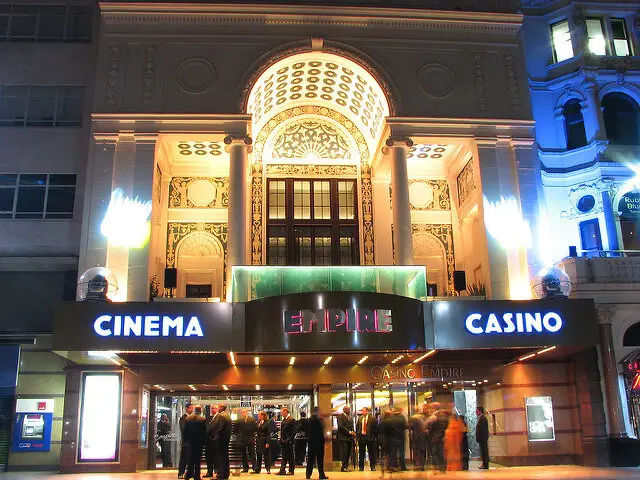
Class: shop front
52,292,601,472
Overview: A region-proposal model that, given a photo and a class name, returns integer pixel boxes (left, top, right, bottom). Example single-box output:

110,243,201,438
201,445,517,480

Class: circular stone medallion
177,58,216,94
418,63,455,98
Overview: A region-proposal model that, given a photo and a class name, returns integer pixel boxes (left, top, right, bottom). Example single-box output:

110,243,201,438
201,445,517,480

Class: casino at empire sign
464,311,563,335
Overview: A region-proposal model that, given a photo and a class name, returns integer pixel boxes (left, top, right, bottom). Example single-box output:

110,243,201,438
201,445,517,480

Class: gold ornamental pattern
168,177,229,209
389,179,451,211
265,164,357,177
252,105,374,265
411,223,456,294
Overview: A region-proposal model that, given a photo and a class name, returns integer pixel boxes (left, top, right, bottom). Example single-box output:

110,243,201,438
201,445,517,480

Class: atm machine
12,399,54,452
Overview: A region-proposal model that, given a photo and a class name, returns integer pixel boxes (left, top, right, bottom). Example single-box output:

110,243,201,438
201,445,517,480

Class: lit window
611,19,630,56
551,20,574,63
586,18,607,55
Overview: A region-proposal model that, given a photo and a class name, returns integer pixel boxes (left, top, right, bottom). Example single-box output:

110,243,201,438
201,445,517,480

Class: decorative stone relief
560,180,612,219
265,164,357,176
418,63,455,98
142,45,157,106
168,177,229,208
412,223,456,293
177,142,223,157
166,222,228,295
457,160,476,206
471,53,488,112
252,105,374,265
153,165,162,206
407,144,450,160
389,180,450,211
271,119,352,161
503,54,521,113
176,58,216,94
105,44,123,106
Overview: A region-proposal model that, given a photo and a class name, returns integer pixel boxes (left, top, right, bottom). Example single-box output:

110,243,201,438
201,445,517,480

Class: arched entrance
245,51,392,266
175,232,225,299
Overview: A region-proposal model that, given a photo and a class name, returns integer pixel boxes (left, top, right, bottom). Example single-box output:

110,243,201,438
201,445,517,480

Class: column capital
133,132,159,145
385,136,414,149
224,134,252,145
596,305,617,325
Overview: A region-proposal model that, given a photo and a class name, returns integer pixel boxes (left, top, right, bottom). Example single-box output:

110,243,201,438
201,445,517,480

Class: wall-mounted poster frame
524,396,555,442
77,371,123,463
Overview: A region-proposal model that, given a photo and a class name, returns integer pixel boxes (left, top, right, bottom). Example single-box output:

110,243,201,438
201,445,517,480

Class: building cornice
91,113,252,136
386,117,535,139
99,3,523,35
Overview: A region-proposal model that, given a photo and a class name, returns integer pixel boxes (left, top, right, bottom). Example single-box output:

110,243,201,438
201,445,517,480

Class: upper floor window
267,178,358,266
0,85,85,127
551,20,574,62
579,218,602,252
0,173,76,219
563,99,587,150
0,4,93,42
602,92,640,145
586,17,631,56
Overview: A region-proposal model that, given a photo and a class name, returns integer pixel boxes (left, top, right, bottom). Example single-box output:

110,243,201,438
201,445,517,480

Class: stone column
601,190,620,251
583,80,607,142
224,135,252,299
596,306,626,438
386,136,414,265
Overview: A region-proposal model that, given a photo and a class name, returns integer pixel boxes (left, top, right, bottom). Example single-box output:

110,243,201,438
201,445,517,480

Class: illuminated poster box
78,372,122,462
525,396,555,442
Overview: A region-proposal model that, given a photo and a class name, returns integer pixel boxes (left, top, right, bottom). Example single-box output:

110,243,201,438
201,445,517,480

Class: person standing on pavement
295,411,308,466
277,407,297,476
184,405,207,480
203,404,219,479
238,409,258,473
356,406,376,471
409,405,428,471
305,407,329,480
215,404,232,480
179,403,194,479
476,406,490,470
157,413,172,468
337,406,356,472
254,411,274,474
388,407,408,472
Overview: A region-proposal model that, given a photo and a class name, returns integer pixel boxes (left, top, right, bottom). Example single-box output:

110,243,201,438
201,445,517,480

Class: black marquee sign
619,191,640,218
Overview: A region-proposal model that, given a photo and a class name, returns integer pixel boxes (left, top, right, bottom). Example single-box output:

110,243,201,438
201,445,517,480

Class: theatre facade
12,0,629,473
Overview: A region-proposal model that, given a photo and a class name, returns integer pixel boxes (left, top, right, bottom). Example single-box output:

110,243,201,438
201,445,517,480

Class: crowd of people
166,402,490,480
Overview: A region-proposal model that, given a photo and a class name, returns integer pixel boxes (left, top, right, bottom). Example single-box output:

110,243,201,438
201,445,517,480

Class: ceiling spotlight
255,384,260,391
324,356,333,365
391,355,404,364
287,384,293,390
289,356,296,366
254,356,260,366
413,350,436,363
222,385,229,391
229,352,237,366
357,355,369,365
189,384,197,391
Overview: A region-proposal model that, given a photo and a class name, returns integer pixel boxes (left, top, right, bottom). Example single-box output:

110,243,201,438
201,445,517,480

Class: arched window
602,92,640,145
563,99,587,150
623,322,640,346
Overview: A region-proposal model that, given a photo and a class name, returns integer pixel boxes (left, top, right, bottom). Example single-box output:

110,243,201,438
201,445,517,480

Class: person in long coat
305,407,329,479
476,406,490,469
444,414,463,471
255,411,274,474
184,406,207,480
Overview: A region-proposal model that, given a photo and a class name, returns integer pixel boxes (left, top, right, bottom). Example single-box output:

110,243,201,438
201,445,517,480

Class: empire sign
370,364,466,381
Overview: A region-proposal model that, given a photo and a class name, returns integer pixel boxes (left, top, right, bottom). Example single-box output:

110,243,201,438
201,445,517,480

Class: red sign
37,402,46,411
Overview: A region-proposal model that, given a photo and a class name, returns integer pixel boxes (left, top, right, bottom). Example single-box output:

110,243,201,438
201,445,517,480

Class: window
611,19,630,56
0,173,76,219
266,178,359,266
0,85,84,126
0,4,93,42
602,92,640,145
586,18,607,55
579,219,602,252
563,99,587,150
577,195,596,213
551,20,574,62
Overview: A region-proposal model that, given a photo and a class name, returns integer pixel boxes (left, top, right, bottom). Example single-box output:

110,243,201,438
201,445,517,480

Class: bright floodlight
77,267,118,302
532,266,571,299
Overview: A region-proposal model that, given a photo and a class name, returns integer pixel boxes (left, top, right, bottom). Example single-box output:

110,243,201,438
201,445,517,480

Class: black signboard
525,396,555,442
243,292,425,352
53,301,237,352
428,298,598,349
619,191,640,218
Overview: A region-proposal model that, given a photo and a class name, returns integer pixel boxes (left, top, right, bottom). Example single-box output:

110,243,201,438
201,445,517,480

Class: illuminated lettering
92,315,204,337
464,312,564,335
284,308,393,334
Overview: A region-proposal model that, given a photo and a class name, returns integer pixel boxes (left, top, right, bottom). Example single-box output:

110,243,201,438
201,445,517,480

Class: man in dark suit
476,406,490,469
178,403,194,479
276,407,297,476
238,409,258,473
337,406,356,472
203,404,219,478
184,405,207,480
356,407,376,471
388,407,408,472
305,407,328,480
215,404,232,480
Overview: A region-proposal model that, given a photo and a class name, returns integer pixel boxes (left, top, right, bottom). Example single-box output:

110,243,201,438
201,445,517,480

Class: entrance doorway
150,391,312,470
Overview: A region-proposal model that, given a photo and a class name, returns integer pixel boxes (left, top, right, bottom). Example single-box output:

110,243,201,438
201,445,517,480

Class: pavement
2,465,640,480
